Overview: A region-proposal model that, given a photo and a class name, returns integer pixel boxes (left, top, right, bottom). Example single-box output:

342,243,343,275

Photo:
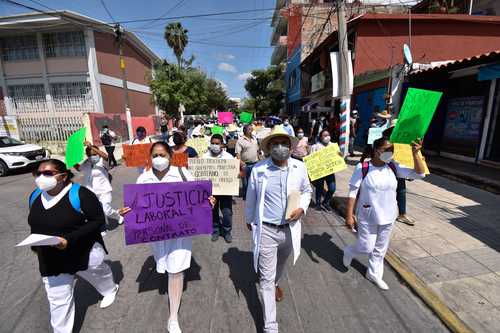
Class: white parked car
0,137,50,176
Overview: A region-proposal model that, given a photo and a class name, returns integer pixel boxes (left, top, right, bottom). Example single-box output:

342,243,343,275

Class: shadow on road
136,256,202,295
222,247,264,333
302,232,366,276
73,260,124,333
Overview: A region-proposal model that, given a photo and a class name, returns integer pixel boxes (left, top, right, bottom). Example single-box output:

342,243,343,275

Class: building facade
0,11,159,143
301,13,500,144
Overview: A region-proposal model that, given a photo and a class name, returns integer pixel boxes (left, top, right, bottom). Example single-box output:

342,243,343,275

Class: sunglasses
33,170,61,177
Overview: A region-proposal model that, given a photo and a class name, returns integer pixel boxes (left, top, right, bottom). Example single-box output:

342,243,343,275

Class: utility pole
114,24,133,142
337,0,351,156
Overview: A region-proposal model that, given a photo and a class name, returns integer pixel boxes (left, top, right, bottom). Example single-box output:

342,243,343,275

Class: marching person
282,116,295,137
100,125,118,168
120,142,215,333
203,134,235,243
171,131,198,168
75,143,123,227
310,129,337,211
131,126,153,145
235,124,259,200
28,159,118,333
291,128,309,161
343,137,425,290
246,125,312,333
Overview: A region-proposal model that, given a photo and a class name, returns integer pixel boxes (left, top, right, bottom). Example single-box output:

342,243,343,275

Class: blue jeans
212,195,233,235
161,132,169,142
242,163,255,200
396,178,406,215
313,174,336,205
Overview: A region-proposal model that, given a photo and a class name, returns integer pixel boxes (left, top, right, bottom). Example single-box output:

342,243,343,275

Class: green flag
240,112,253,124
211,125,224,135
390,88,443,144
65,128,86,168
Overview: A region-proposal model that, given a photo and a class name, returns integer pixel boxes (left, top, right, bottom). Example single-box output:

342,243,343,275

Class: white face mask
152,156,170,171
284,120,289,126
90,155,100,164
297,132,304,139
270,144,290,161
379,151,394,163
35,174,59,191
321,136,331,144
209,144,221,155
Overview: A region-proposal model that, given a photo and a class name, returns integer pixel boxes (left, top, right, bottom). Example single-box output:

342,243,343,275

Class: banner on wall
443,97,484,143
0,116,20,139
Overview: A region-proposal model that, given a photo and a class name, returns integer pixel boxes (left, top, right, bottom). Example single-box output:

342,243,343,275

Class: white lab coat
245,157,313,272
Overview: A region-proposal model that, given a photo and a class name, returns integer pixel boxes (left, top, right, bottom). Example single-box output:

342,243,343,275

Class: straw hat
227,123,238,132
259,125,298,155
376,110,392,119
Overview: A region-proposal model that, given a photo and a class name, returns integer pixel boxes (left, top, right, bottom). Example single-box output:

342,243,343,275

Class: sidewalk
332,157,500,333
427,155,500,195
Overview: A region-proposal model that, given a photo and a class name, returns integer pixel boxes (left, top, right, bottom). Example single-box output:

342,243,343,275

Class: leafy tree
164,22,188,68
244,64,284,117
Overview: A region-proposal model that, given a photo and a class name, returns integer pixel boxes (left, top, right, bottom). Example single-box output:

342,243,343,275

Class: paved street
0,166,447,333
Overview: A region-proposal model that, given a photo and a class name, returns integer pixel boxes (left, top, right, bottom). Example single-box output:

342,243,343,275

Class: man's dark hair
136,126,146,133
211,134,224,143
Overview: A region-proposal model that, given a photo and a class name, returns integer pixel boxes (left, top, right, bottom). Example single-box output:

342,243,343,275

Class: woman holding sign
28,159,118,333
310,129,337,211
120,142,215,333
342,138,425,290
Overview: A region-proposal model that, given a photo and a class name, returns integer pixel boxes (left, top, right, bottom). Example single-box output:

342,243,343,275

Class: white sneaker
342,249,352,268
167,319,182,333
100,284,119,308
118,216,124,225
366,274,389,290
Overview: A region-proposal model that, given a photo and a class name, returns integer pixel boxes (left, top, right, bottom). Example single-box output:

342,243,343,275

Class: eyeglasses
33,170,61,177
152,153,168,158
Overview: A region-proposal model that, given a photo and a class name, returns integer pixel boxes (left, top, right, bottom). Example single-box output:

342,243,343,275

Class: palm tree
164,22,188,68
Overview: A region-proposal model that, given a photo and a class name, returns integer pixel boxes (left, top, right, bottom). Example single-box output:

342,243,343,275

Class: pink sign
218,112,233,124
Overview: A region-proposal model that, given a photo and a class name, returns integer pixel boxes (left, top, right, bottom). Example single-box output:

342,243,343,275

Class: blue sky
1,0,275,98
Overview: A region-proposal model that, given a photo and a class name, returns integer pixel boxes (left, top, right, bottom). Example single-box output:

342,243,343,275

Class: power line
99,0,116,23
135,0,187,29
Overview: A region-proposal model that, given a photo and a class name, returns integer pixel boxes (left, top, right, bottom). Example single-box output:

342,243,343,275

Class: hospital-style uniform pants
343,221,394,280
42,243,116,333
258,223,293,333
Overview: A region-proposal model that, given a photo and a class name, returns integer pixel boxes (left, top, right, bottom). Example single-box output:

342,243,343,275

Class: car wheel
0,160,8,177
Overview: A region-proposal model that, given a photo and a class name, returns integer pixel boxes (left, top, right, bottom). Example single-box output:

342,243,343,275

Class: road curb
331,198,474,333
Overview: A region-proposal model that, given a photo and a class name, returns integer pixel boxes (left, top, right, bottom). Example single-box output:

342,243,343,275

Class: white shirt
79,158,112,195
202,150,234,159
41,183,72,210
348,161,424,225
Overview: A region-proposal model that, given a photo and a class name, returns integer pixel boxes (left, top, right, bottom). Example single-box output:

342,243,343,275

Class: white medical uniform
79,158,120,222
40,185,116,333
136,167,194,274
344,161,424,280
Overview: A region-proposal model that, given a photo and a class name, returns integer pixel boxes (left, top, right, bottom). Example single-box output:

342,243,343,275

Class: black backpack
101,132,112,146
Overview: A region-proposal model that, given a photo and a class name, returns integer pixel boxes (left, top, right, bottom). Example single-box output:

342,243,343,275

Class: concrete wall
354,19,500,76
100,83,155,116
3,61,42,77
94,32,151,86
46,57,88,74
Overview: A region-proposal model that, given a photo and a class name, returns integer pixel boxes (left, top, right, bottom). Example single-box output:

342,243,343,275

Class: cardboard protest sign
211,125,224,135
123,180,213,245
367,127,384,145
171,152,188,168
218,112,233,124
186,137,209,155
122,143,153,168
188,158,240,196
240,112,253,124
390,88,443,144
65,127,86,168
303,143,346,181
393,144,430,175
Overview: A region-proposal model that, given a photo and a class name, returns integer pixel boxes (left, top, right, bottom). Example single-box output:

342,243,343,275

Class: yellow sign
393,144,430,175
186,137,209,155
303,143,346,181
188,158,240,196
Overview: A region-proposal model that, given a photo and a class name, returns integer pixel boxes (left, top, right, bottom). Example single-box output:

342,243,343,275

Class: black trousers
105,146,117,167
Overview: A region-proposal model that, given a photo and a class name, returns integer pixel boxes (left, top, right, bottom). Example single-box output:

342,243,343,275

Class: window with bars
1,35,39,61
43,31,86,58
50,82,91,98
7,84,45,98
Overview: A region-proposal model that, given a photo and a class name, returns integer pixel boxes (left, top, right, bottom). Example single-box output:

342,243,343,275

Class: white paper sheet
16,234,60,247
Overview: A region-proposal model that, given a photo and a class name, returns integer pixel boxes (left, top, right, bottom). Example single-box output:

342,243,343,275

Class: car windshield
0,137,24,147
